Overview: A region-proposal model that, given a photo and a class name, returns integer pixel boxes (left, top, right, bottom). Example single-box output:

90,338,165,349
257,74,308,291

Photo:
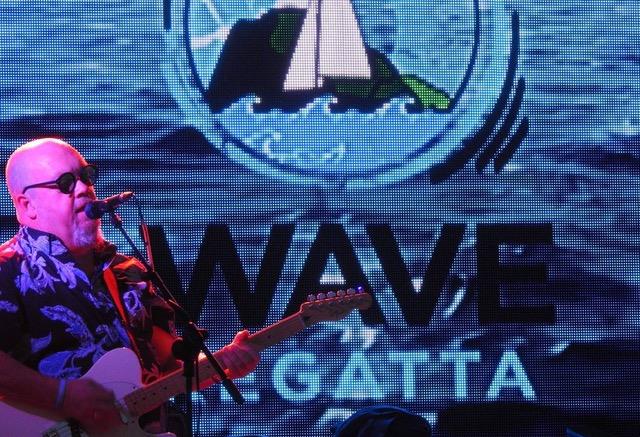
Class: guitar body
0,348,151,437
0,289,371,437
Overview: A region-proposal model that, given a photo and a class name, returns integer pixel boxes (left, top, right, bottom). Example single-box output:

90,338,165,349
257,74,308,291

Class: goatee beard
72,221,102,250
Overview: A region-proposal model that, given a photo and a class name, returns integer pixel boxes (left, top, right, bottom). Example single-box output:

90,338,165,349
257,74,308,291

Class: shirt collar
17,226,117,268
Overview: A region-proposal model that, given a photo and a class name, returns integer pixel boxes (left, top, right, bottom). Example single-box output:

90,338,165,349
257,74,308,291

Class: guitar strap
102,267,144,362
103,268,181,434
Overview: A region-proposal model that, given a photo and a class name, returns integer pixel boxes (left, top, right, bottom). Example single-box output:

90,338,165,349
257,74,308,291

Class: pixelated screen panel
0,0,638,436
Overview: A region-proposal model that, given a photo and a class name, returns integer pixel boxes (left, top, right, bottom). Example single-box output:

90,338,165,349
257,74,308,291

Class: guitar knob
356,286,364,293
317,292,326,300
327,291,336,298
337,289,346,297
307,294,316,302
346,288,355,295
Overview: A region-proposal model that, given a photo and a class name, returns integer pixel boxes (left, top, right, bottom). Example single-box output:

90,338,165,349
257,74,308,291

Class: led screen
0,0,638,436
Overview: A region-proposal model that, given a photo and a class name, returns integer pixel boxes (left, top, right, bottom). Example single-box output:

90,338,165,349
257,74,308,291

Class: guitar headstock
298,287,372,326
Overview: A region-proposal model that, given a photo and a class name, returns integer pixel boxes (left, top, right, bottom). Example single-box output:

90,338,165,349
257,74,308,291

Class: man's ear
15,194,37,220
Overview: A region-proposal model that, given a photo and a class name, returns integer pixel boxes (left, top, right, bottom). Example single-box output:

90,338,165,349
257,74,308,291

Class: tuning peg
346,288,355,295
317,292,326,300
327,291,336,298
337,289,346,297
307,294,316,302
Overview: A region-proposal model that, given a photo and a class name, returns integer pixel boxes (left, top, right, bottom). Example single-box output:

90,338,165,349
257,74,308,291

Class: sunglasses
22,165,98,195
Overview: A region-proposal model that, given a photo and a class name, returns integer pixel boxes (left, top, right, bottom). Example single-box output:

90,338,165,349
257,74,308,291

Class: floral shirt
0,226,175,380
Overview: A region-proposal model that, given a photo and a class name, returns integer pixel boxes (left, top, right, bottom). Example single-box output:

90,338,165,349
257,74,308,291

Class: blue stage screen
0,0,638,436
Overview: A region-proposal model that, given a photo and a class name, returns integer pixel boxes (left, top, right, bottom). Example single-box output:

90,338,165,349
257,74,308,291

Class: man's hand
216,330,260,379
62,378,123,433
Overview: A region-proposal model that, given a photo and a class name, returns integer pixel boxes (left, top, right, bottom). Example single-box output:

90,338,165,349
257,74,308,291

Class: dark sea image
0,0,638,436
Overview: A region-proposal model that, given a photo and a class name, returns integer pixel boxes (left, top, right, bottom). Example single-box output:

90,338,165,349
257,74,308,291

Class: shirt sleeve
0,260,25,353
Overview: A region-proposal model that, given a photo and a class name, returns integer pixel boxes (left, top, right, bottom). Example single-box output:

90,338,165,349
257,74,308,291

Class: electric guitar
0,288,371,437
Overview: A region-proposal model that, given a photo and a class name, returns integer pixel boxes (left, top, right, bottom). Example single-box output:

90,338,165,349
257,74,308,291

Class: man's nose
74,177,94,197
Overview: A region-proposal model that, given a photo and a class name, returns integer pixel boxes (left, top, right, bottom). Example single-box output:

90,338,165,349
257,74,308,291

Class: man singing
0,138,260,434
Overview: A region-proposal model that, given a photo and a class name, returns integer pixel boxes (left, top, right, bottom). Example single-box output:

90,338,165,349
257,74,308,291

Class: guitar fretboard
122,311,308,417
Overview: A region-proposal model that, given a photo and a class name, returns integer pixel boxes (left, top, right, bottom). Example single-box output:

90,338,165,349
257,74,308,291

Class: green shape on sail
374,81,405,99
401,75,451,110
373,57,394,79
333,81,374,98
271,12,302,54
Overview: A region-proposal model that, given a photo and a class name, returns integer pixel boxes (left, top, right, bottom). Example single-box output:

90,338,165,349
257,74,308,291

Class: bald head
6,138,85,199
4,138,101,253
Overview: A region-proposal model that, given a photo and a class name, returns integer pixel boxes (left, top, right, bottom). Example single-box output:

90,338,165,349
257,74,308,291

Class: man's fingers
64,378,122,433
232,329,251,343
217,332,261,379
225,345,253,370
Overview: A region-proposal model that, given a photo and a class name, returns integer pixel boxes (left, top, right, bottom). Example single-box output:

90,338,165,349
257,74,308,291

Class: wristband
54,379,67,410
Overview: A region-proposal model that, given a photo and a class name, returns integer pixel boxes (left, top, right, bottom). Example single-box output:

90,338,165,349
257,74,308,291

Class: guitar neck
246,310,308,350
123,312,306,417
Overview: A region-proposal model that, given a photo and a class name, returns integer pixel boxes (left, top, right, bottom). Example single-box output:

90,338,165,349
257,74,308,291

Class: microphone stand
106,206,244,436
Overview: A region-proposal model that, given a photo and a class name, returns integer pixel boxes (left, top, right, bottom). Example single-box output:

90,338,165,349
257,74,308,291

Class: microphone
84,191,135,219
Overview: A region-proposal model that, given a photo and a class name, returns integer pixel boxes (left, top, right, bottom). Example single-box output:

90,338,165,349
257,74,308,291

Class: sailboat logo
163,0,524,185
204,0,450,113
284,0,371,90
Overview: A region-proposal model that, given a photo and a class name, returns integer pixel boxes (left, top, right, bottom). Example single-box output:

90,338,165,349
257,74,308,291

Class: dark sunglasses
22,165,98,195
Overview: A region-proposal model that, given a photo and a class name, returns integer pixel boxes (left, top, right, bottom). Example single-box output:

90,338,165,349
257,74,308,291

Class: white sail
283,0,321,91
283,0,371,92
318,0,371,80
